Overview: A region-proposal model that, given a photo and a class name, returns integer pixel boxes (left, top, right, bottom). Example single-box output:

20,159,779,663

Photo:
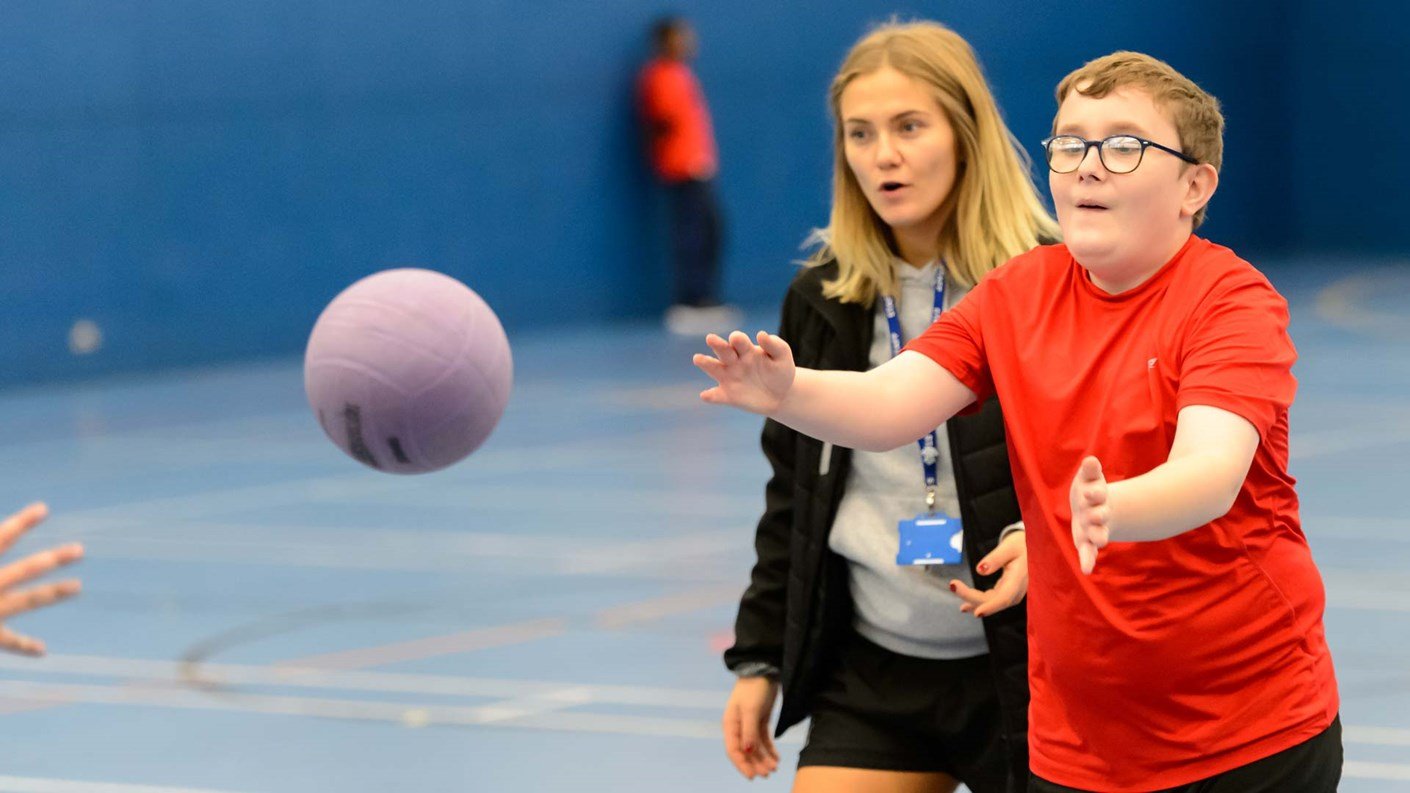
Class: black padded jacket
724,261,1029,790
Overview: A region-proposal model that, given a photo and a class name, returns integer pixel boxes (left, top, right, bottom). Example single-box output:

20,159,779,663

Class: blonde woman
720,21,1056,793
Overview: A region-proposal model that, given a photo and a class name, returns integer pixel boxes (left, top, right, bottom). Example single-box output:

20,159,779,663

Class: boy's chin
1063,231,1120,265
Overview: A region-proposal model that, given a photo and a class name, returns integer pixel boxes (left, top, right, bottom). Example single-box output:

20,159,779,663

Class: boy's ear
1181,163,1219,221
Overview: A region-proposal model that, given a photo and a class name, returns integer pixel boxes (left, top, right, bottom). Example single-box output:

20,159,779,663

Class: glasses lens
1101,136,1144,174
1047,137,1086,173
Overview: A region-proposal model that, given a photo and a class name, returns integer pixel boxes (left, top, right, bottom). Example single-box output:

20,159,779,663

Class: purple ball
304,268,513,474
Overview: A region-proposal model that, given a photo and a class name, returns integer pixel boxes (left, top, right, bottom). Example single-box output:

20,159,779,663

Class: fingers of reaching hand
0,502,49,557
705,333,739,363
0,510,82,656
0,543,83,592
696,332,790,406
1087,519,1110,549
1075,462,1107,506
727,330,759,360
0,626,45,656
756,331,790,361
1071,457,1110,573
697,333,747,402
1077,541,1099,575
1079,456,1103,482
692,352,725,378
1075,501,1109,543
0,578,82,621
1072,494,1110,574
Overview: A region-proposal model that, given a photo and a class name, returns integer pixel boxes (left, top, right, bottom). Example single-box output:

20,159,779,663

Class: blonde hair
809,20,1058,305
1055,51,1223,227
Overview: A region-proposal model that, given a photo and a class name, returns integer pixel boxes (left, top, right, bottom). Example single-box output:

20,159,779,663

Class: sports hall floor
0,260,1403,792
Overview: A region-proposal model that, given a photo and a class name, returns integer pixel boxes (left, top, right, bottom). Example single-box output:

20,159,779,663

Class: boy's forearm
772,368,904,451
772,353,975,452
1107,452,1246,543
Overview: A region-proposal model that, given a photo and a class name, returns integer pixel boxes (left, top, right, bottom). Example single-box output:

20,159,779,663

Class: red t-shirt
637,58,718,183
906,236,1338,791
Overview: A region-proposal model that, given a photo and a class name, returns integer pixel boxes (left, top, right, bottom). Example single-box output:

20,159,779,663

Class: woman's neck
892,221,943,269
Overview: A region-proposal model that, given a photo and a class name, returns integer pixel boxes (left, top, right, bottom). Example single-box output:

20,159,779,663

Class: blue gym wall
1287,0,1410,254
0,1,1401,386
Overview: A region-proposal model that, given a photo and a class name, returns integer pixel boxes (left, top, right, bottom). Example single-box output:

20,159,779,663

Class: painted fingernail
948,582,957,592
744,743,753,754
977,563,989,574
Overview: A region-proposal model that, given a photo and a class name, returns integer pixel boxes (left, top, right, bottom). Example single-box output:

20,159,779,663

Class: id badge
896,514,964,566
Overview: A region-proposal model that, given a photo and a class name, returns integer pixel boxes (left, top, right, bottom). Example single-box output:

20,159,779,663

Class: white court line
0,653,723,708
454,685,595,726
0,679,794,744
1345,725,1410,746
0,776,244,793
80,526,751,578
0,653,1398,757
1345,761,1410,781
4,678,1407,758
261,583,740,671
274,618,569,671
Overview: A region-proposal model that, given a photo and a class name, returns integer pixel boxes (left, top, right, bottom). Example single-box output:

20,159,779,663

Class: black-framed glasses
1041,135,1199,174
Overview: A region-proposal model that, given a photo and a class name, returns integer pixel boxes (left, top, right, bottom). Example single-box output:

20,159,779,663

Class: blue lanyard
880,265,946,513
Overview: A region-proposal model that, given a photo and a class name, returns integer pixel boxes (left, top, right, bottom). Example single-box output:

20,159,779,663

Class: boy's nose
1077,144,1106,179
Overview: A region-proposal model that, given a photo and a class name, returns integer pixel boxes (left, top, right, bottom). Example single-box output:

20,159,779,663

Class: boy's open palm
693,331,795,415
1070,456,1110,574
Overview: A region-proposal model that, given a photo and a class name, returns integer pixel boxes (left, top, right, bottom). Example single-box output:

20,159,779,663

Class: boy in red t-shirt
692,52,1340,792
636,17,735,333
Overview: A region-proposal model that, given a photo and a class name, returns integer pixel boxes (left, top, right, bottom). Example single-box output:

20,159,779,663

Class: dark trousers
1030,716,1343,793
666,178,723,307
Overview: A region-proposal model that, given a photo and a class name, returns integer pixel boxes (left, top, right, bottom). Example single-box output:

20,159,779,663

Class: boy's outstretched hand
693,331,795,415
1070,456,1110,574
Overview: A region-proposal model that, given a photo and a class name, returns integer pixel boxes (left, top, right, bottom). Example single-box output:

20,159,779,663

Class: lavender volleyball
304,269,513,474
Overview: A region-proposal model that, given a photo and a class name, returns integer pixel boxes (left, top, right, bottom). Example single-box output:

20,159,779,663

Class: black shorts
1029,715,1343,793
798,631,1009,793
